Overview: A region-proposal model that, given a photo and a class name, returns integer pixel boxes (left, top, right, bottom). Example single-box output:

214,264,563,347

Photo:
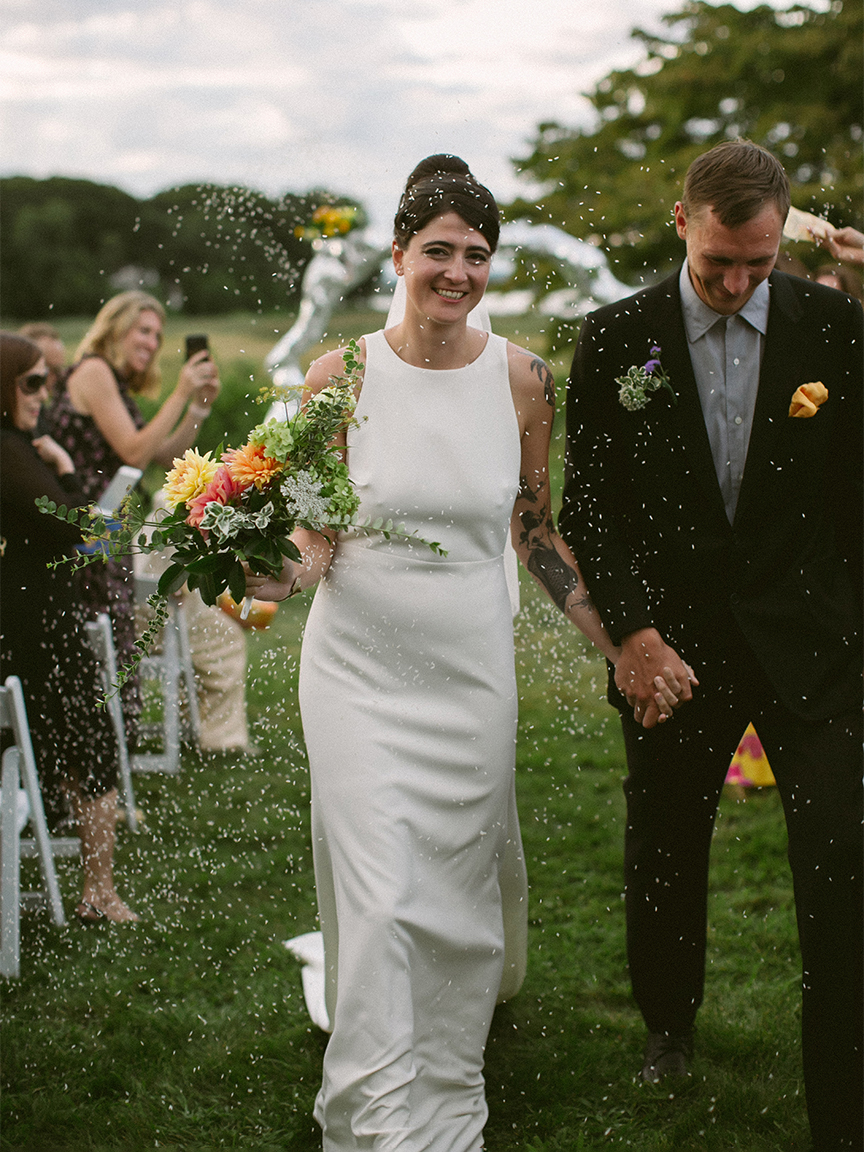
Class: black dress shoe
641,1030,693,1082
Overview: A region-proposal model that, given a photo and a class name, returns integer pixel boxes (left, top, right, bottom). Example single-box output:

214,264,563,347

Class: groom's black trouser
618,620,862,1152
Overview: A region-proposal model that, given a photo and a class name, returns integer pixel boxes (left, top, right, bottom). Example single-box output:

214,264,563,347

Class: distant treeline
0,176,364,320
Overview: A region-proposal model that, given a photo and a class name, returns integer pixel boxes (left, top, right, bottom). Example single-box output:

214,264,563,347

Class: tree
0,177,364,320
0,177,144,318
507,0,863,284
142,184,322,315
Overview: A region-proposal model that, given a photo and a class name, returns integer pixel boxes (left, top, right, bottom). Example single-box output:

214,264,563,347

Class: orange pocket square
789,381,828,418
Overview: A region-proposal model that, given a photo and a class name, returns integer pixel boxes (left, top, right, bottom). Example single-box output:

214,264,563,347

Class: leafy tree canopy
0,177,363,320
507,0,862,284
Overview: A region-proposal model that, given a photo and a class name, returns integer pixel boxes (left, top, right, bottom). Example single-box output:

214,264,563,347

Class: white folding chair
0,676,77,979
132,573,200,775
83,615,139,833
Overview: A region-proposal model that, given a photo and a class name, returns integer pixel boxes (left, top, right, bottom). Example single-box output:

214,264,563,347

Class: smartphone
185,333,209,361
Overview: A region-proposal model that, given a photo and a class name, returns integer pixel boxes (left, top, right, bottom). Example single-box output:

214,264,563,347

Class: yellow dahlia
162,448,220,509
223,441,282,490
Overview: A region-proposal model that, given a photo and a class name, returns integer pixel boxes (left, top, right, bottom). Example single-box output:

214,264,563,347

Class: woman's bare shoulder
66,356,120,414
305,339,368,395
506,341,556,408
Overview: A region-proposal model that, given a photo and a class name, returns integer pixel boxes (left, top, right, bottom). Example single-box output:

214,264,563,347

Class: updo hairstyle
393,154,500,253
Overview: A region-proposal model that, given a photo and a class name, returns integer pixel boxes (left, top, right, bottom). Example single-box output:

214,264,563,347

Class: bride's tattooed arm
514,471,595,616
507,342,618,662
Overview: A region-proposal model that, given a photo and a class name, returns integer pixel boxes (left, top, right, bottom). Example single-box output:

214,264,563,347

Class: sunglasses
18,372,49,395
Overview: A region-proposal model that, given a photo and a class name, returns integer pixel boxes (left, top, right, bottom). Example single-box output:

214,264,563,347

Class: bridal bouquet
38,341,444,692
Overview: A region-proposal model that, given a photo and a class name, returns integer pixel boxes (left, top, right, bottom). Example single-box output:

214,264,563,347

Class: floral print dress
46,357,145,744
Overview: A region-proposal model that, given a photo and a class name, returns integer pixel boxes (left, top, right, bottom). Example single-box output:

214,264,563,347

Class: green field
1,312,805,1150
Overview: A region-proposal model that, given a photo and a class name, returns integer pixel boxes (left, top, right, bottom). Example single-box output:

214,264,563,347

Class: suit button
730,592,741,605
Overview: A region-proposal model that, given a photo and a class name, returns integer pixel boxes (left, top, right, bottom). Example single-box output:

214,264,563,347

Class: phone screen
185,334,209,360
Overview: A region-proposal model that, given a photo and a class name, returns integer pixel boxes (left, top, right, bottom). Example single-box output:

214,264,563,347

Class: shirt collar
679,260,770,341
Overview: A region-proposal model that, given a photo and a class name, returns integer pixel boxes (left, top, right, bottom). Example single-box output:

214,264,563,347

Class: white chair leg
7,681,66,928
85,616,138,833
176,602,201,745
0,748,23,979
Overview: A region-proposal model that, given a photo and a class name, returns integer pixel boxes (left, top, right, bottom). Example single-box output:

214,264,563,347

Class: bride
246,155,679,1151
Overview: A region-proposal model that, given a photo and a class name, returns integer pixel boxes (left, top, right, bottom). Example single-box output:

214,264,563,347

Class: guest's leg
757,705,863,1152
74,787,138,922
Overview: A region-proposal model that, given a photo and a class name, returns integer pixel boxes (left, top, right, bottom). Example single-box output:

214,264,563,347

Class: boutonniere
789,381,828,418
616,345,677,412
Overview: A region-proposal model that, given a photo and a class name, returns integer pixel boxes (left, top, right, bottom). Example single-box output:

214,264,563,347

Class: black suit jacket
560,269,863,722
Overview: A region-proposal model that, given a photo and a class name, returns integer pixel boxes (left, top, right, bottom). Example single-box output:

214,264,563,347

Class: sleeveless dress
298,329,528,1151
47,358,145,743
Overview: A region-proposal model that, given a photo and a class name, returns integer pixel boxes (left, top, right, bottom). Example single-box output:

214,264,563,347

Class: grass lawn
1,311,806,1150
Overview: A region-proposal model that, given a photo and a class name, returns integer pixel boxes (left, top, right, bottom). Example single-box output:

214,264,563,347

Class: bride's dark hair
393,154,500,252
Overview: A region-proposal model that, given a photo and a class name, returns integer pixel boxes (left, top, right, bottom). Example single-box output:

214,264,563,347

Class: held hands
614,627,698,729
32,435,75,477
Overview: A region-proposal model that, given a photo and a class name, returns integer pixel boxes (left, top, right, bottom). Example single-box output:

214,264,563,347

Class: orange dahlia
222,441,282,490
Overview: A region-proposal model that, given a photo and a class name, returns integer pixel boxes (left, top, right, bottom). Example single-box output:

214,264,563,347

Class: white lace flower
281,469,329,521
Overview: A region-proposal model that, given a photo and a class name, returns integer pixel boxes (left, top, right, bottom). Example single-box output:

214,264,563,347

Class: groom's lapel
734,272,804,526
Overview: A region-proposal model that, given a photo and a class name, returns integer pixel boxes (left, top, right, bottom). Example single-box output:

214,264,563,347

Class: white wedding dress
298,328,528,1151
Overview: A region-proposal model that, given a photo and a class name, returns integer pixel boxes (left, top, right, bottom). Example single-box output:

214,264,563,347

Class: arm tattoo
516,347,556,406
529,357,556,407
526,542,581,614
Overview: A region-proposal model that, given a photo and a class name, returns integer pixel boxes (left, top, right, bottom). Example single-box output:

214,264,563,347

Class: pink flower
186,465,245,527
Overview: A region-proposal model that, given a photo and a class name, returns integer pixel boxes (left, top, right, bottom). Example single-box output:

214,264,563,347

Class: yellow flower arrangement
163,448,220,510
294,205,358,242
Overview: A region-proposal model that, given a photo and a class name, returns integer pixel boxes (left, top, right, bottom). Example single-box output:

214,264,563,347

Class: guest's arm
64,351,220,471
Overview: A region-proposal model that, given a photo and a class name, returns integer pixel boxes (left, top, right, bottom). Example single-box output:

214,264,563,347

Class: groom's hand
615,628,697,728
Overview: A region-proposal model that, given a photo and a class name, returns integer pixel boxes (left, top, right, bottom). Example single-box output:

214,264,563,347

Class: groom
559,140,862,1151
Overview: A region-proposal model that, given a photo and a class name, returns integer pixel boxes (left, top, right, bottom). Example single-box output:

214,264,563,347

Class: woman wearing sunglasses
0,332,137,922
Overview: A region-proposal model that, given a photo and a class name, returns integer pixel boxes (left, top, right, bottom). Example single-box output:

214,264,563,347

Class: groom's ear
674,203,688,241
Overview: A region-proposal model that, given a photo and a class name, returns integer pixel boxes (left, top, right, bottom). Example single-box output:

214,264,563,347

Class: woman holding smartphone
46,291,220,743
0,332,137,921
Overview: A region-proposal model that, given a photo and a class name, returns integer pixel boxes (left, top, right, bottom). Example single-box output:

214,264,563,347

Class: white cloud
0,0,835,228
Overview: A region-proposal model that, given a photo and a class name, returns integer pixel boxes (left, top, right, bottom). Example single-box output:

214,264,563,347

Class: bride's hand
242,559,299,602
649,663,698,726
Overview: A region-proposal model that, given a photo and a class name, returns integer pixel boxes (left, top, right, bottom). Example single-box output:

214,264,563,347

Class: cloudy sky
2,0,829,236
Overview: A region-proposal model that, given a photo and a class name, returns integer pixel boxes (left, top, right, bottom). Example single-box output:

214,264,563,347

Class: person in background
0,332,137,922
561,141,862,1152
134,490,257,757
814,262,863,301
18,322,67,392
46,292,220,743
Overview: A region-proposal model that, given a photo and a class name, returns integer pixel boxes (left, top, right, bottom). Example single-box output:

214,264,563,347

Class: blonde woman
47,291,220,741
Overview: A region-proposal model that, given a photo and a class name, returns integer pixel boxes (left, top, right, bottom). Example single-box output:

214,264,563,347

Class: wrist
188,402,210,422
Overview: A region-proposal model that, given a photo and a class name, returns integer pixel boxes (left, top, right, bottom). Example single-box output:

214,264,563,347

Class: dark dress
0,425,118,827
46,358,145,744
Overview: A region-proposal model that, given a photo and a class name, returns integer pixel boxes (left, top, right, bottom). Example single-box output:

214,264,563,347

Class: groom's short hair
682,140,791,229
